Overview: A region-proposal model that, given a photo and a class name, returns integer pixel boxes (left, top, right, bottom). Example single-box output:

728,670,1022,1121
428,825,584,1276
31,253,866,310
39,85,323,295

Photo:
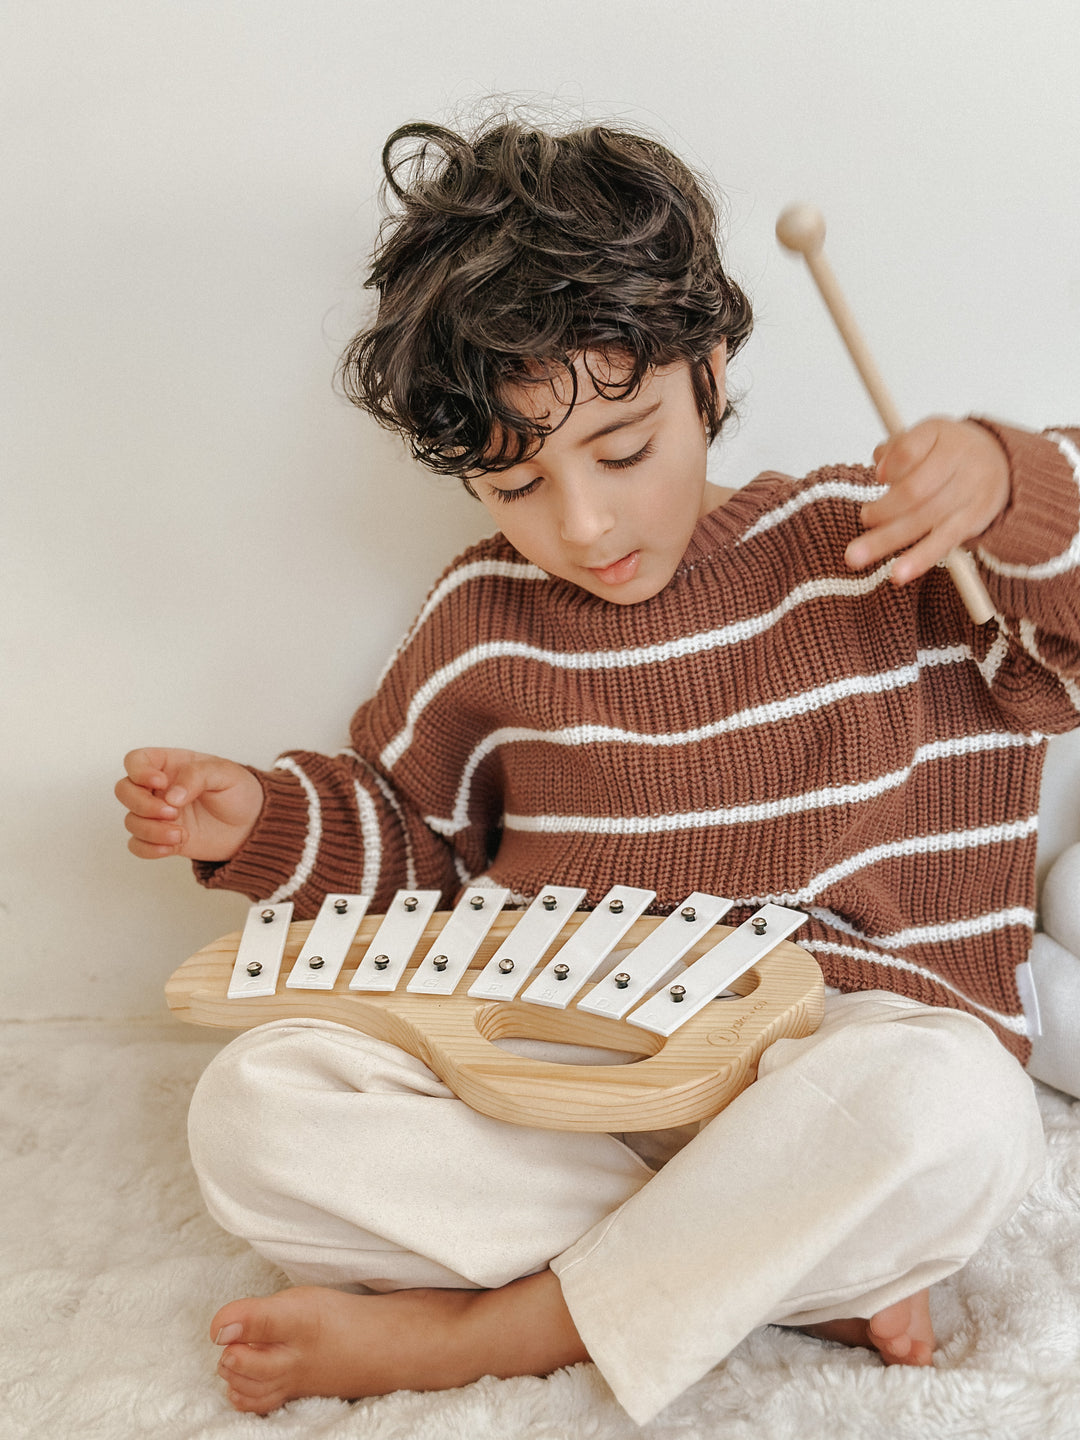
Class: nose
555,476,615,549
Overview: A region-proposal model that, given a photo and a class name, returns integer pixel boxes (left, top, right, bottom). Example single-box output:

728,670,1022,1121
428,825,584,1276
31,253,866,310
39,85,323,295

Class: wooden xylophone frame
167,908,825,1132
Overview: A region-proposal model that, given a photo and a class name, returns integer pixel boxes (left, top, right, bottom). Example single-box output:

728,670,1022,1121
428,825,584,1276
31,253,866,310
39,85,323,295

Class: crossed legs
189,994,1044,1424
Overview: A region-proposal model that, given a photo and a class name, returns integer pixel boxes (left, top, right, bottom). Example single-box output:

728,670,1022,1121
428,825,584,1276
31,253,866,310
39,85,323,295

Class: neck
701,481,736,516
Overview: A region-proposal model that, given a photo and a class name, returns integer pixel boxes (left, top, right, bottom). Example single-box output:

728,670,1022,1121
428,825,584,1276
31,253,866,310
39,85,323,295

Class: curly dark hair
339,115,753,480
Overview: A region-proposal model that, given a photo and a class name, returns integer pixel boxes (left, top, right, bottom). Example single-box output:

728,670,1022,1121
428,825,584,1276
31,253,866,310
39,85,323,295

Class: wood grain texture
167,911,825,1131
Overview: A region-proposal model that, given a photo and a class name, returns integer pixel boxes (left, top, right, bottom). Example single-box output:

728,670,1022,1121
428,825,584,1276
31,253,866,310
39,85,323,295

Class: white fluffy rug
3,1019,1079,1440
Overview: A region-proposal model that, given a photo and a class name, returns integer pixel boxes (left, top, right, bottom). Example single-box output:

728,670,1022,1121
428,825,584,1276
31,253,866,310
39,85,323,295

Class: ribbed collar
678,471,793,572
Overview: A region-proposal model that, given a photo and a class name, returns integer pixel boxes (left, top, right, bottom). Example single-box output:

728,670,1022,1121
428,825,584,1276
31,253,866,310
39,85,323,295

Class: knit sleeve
191,544,520,917
191,738,462,917
965,421,1080,736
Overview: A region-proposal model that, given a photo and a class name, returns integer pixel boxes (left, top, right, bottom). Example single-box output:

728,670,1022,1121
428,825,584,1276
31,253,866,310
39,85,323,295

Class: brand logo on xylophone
707,997,770,1047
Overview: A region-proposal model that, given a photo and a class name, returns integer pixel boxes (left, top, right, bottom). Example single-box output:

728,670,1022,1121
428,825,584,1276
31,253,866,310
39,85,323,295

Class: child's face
473,351,726,605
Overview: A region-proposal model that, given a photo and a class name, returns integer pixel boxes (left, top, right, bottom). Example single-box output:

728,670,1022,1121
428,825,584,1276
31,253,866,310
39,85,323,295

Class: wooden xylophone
167,884,825,1132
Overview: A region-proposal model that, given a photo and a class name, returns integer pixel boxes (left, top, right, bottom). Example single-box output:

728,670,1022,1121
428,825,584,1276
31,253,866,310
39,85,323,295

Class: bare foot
797,1288,935,1366
211,1270,588,1414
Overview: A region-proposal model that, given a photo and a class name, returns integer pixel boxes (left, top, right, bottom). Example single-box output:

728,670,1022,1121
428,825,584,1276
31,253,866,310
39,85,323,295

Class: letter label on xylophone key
467,887,587,1001
285,893,373,991
227,902,295,999
406,886,511,994
349,890,441,993
521,885,655,1010
627,903,805,1037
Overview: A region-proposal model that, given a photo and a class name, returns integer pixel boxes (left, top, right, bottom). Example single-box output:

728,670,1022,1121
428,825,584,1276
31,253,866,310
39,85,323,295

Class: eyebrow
576,398,662,446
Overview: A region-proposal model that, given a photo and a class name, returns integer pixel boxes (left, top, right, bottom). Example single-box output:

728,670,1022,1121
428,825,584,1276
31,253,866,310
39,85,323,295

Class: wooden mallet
775,204,995,625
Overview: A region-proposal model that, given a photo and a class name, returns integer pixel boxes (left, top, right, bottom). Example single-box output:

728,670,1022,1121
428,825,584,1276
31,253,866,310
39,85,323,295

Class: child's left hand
844,418,1010,585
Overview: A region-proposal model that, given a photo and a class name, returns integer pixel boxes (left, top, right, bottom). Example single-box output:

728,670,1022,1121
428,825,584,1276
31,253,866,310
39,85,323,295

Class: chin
587,573,673,605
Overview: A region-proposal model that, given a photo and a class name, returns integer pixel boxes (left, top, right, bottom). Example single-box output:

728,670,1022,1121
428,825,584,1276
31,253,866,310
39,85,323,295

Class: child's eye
601,440,655,471
488,477,541,504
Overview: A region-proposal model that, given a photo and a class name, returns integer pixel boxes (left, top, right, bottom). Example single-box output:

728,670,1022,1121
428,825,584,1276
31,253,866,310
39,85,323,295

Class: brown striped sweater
199,420,1080,1062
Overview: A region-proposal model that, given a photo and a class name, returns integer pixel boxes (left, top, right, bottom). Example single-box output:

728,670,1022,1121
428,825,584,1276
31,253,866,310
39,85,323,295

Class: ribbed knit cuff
191,766,310,903
971,418,1079,567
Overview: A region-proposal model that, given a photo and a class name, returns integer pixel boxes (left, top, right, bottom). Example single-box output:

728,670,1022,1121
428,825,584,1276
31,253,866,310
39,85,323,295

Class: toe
227,1383,287,1414
220,1368,274,1400
879,1332,913,1359
909,1339,934,1366
219,1341,293,1382
212,1296,289,1348
211,1300,251,1345
867,1298,911,1344
867,1294,937,1366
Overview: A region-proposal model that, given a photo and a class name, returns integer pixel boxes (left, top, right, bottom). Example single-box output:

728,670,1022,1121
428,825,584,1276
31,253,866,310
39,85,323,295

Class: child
116,116,1078,1424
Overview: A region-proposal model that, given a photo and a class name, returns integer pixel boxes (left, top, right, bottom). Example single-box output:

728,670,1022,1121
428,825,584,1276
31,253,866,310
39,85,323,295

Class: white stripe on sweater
340,748,419,890
976,629,1010,686
374,558,548,689
1018,619,1080,713
741,811,1039,907
264,757,322,903
381,561,899,770
492,737,1039,841
352,780,382,898
738,478,885,544
427,660,1029,838
808,899,1037,953
800,935,1032,1035
501,771,893,836
976,431,1080,580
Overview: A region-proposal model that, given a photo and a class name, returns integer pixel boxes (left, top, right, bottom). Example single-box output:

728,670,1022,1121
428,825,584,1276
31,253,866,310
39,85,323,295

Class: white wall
4,0,1079,1019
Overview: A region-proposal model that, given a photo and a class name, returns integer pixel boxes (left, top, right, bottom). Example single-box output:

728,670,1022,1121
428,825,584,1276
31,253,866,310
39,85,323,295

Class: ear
694,344,728,439
707,343,727,402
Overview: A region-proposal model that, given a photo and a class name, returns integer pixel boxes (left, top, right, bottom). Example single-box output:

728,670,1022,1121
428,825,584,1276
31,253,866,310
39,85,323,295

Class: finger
852,470,981,567
846,513,930,571
125,812,184,849
122,747,180,789
863,462,953,532
889,534,962,587
161,763,211,809
127,835,184,860
163,757,239,809
861,477,997,558
857,490,913,537
874,422,939,488
114,776,180,820
848,507,969,574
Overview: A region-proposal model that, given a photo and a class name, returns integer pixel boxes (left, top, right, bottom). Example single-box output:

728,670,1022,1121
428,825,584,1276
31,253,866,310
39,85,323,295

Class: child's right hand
115,749,264,862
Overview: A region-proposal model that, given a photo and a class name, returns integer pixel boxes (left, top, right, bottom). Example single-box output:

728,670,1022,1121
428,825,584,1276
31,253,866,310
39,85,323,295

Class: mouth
587,551,641,586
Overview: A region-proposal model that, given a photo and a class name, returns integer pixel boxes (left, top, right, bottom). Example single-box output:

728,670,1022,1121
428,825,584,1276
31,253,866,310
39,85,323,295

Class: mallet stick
775,204,995,625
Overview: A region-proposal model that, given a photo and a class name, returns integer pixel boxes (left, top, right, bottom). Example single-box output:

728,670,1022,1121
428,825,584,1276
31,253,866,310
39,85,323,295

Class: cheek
479,496,521,541
485,506,550,567
646,454,706,528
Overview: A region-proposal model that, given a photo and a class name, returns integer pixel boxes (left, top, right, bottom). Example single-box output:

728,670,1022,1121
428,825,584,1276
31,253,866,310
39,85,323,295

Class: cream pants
188,990,1044,1425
